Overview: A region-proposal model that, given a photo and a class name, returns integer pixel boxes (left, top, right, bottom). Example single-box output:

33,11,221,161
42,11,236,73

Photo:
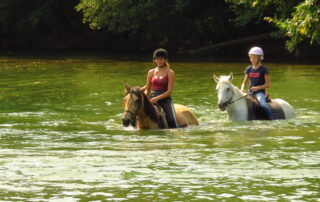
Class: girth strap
156,104,169,129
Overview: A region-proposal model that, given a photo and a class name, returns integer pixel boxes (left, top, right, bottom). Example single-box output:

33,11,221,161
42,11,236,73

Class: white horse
213,73,295,121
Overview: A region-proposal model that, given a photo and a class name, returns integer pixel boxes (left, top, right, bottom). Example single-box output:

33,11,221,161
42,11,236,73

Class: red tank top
151,69,169,91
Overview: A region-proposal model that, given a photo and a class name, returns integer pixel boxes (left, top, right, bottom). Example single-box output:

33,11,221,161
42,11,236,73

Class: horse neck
136,95,160,129
227,84,248,121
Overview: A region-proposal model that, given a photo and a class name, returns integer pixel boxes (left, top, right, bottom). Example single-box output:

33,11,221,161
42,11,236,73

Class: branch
178,33,272,55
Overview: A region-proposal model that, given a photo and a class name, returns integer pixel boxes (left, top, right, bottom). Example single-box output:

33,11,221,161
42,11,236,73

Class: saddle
155,104,169,129
246,95,285,120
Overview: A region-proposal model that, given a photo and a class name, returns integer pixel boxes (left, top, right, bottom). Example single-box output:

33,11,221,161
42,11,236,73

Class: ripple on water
0,59,319,201
0,105,319,201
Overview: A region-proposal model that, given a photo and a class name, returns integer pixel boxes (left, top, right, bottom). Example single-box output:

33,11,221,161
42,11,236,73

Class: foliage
0,0,84,49
75,0,233,50
0,0,52,34
266,0,320,51
225,0,320,51
0,0,319,55
225,0,299,27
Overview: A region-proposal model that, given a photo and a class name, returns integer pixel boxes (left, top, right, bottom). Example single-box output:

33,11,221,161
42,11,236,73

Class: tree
0,0,85,50
225,0,320,52
76,0,233,51
266,0,320,51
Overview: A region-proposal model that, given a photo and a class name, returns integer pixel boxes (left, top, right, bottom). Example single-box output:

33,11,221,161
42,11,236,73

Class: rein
124,110,136,117
123,90,143,125
124,89,167,128
227,91,253,105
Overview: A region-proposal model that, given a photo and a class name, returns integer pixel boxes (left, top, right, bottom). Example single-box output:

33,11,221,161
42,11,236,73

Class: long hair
153,59,170,69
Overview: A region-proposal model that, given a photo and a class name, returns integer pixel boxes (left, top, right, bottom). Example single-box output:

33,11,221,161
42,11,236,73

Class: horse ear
124,82,130,94
229,72,233,82
213,74,220,83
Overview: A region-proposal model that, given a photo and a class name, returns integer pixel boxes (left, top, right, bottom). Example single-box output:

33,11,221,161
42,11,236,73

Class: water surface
0,58,319,201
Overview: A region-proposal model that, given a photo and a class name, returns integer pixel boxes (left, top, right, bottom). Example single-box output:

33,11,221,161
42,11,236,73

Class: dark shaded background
0,0,319,60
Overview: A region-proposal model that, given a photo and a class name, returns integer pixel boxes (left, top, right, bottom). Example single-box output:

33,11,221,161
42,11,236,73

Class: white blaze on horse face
122,93,139,119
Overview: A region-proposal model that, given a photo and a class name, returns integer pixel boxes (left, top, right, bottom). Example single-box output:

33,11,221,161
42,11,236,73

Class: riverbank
1,51,320,65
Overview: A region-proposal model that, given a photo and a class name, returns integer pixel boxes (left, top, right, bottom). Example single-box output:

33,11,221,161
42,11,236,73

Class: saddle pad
247,97,286,120
268,100,286,120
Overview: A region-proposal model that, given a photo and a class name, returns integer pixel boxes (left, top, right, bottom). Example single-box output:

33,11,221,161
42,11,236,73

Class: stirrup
157,105,169,129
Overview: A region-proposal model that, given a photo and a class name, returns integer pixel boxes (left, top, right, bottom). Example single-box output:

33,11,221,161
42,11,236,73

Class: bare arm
240,74,249,92
140,69,153,96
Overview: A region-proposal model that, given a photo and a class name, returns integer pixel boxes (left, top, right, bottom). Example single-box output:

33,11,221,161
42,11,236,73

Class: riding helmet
153,48,168,59
248,46,264,60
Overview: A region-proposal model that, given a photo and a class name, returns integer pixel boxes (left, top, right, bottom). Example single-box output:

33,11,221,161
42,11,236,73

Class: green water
0,58,319,201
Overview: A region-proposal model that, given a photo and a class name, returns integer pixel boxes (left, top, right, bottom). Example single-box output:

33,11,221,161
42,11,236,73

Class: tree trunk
178,33,272,55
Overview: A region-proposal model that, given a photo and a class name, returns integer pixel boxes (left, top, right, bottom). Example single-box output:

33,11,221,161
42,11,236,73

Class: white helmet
248,46,264,60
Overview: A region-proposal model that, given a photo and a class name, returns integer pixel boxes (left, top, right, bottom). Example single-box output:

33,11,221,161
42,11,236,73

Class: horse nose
218,102,227,111
122,118,130,127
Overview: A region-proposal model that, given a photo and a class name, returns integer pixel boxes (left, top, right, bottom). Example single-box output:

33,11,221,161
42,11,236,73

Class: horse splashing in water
213,73,295,121
122,83,198,129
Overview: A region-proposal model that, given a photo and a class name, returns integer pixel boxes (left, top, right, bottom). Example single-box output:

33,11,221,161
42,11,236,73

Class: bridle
124,109,136,118
220,84,252,106
227,91,252,105
225,89,235,105
123,90,143,118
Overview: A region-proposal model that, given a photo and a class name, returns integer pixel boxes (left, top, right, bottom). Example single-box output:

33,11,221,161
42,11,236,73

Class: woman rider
141,48,179,128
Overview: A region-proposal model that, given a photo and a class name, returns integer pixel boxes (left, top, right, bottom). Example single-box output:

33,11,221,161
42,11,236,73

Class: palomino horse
122,83,199,129
213,73,295,121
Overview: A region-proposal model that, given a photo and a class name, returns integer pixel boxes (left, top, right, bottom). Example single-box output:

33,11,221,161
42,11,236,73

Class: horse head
122,83,144,127
213,73,234,111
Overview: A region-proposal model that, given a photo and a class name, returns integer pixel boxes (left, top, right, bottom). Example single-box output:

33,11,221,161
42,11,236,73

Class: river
0,57,319,201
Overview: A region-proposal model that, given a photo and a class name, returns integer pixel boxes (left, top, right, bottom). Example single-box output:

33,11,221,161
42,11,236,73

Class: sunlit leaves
226,0,320,52
75,0,233,49
267,0,320,51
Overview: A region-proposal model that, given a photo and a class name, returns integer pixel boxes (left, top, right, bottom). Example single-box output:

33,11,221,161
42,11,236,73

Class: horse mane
219,78,242,95
131,87,160,124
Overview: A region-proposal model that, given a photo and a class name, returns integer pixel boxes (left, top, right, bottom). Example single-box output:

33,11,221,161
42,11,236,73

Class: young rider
240,46,275,120
141,48,178,128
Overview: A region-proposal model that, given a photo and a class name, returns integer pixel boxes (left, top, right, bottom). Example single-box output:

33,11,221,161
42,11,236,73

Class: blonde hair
153,58,170,68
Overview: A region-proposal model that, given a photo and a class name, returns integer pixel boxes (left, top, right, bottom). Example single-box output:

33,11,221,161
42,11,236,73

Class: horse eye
226,88,230,91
